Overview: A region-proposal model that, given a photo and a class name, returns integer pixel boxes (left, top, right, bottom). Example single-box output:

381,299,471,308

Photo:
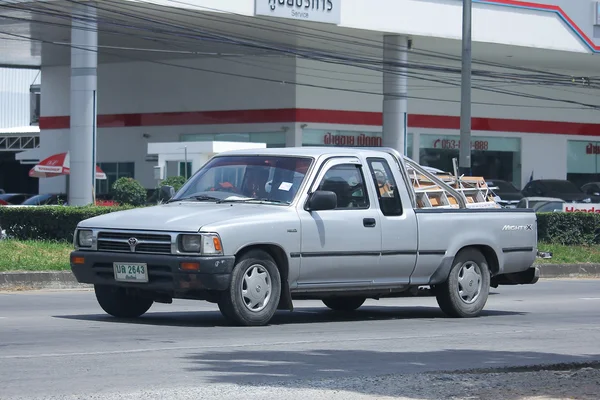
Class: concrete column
382,35,409,155
286,124,303,147
69,2,98,206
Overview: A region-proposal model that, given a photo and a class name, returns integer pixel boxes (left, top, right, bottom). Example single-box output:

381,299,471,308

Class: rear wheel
435,248,490,318
94,285,154,318
218,250,282,326
322,296,366,311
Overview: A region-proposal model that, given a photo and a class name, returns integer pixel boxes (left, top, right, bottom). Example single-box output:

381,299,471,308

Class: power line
1,0,599,109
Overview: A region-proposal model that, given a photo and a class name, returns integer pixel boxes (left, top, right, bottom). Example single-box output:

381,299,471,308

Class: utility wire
1,0,598,109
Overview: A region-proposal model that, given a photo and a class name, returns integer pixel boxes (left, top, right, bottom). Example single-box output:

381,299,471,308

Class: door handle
363,218,376,228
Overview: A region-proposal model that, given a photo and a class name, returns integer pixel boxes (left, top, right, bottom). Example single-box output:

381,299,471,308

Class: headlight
178,233,223,255
180,234,202,253
78,230,93,247
583,198,592,203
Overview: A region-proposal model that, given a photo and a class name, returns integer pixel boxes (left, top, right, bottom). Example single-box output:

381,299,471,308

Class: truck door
297,157,382,288
364,156,418,284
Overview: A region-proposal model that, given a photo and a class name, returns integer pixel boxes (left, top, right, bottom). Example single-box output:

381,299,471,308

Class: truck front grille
96,230,173,255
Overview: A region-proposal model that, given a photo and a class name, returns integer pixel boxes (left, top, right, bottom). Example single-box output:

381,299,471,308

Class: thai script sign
255,0,341,24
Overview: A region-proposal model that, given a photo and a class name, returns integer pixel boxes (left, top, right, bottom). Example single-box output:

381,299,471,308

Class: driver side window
317,164,369,209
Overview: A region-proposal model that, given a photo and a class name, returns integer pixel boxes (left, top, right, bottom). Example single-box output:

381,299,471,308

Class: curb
536,263,600,279
0,271,91,290
1,264,599,291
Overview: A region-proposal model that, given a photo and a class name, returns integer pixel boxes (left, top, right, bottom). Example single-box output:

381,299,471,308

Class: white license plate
113,262,148,283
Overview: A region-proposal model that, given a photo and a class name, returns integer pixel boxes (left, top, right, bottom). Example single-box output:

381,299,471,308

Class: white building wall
37,54,600,193
139,0,592,54
340,0,588,53
39,56,298,193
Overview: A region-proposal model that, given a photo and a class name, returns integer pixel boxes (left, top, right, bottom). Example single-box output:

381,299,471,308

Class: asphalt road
1,280,600,399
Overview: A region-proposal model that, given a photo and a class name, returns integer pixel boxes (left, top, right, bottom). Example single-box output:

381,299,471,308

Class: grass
536,243,600,264
0,240,599,272
0,240,72,272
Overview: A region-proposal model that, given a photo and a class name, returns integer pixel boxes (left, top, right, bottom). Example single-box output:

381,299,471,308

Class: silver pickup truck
70,147,539,326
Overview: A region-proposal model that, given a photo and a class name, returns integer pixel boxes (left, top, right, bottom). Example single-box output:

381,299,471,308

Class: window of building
95,162,135,194
179,161,192,179
316,164,369,209
180,132,286,148
419,134,522,188
567,140,600,188
29,84,40,126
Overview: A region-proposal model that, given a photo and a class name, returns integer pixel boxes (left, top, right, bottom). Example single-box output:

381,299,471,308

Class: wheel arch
429,244,499,286
235,243,293,311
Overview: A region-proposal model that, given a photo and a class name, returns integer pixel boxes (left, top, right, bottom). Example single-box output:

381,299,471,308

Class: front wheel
94,285,153,318
218,250,282,326
435,248,490,318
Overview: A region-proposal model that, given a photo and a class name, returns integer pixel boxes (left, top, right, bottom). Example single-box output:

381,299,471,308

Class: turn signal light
180,262,200,271
71,256,85,265
212,237,222,252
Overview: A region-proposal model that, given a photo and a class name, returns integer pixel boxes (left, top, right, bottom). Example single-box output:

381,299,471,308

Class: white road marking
1,326,599,360
579,297,600,300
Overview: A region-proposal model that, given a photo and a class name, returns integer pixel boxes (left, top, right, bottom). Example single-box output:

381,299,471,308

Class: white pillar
69,3,98,206
286,124,303,147
382,35,409,155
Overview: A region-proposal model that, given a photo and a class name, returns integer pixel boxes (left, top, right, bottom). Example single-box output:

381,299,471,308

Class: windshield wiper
167,195,222,203
217,198,290,205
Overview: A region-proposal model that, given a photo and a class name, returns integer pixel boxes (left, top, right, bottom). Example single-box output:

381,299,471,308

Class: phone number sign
433,138,489,151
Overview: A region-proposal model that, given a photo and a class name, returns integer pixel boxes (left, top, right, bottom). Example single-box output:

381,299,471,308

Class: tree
160,175,187,192
112,177,147,206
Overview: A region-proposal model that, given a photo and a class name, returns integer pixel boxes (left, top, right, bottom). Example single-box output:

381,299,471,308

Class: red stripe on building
38,108,600,136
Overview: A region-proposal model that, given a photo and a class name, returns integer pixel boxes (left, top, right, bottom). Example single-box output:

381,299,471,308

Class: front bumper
70,250,236,295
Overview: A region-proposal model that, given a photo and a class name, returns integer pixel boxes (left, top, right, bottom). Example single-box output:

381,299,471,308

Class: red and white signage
562,204,600,213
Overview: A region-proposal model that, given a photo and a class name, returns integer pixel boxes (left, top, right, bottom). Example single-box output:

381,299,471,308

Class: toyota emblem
128,237,138,252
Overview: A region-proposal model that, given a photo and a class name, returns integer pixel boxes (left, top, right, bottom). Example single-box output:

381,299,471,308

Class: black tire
218,250,282,326
435,248,490,318
322,296,366,311
94,285,153,318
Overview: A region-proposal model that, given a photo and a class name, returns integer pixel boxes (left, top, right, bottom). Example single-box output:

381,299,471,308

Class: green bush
536,212,600,246
112,177,147,206
161,176,187,192
0,205,134,242
1,205,599,246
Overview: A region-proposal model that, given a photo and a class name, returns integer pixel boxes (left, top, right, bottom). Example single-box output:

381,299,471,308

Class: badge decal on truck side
502,224,533,231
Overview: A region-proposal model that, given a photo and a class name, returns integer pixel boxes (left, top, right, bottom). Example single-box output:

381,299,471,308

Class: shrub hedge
0,205,134,242
536,212,600,246
1,206,599,245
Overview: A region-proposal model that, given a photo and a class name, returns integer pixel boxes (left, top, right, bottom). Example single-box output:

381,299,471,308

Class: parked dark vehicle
581,182,600,196
0,193,32,205
21,193,68,206
521,179,600,203
486,179,523,208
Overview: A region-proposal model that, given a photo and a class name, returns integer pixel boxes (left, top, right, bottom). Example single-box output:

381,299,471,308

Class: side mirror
307,190,337,211
159,185,176,202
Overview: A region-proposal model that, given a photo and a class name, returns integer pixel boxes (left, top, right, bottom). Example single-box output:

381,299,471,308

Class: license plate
113,262,148,283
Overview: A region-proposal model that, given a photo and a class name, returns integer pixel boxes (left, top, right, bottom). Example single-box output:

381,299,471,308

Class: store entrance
420,149,516,183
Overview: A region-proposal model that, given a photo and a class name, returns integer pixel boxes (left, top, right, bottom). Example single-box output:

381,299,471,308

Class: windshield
174,155,313,204
488,180,519,193
542,180,581,193
533,201,564,212
22,194,65,205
